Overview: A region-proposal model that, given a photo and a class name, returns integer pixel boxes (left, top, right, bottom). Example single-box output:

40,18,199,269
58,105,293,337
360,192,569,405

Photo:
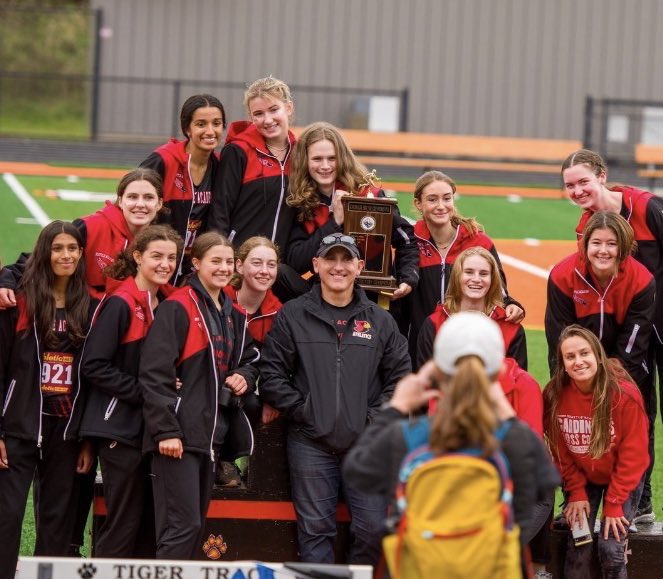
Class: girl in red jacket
217,236,284,485
0,168,165,302
286,121,419,299
80,225,182,557
404,170,524,361
141,94,226,283
208,77,308,301
417,247,539,436
544,325,649,578
209,77,296,252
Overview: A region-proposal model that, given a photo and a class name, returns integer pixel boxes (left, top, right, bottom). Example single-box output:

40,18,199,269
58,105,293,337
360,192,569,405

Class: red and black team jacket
0,203,132,300
286,184,420,289
545,252,655,386
141,138,219,283
223,285,282,425
428,357,543,437
139,276,259,460
79,277,174,448
223,285,282,348
75,203,133,298
404,219,517,360
208,121,297,252
576,185,663,340
416,304,527,371
0,295,101,444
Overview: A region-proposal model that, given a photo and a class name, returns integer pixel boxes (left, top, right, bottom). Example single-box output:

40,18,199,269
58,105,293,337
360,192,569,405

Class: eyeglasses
320,234,357,246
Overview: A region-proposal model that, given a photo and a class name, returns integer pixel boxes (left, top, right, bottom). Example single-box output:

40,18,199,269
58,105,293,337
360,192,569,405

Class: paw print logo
78,563,97,579
203,533,228,560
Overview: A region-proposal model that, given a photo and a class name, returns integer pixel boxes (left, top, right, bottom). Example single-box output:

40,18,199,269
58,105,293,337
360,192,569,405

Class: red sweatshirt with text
549,379,648,517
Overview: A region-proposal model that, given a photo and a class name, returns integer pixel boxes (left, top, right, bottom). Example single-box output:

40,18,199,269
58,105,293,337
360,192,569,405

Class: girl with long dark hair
141,94,226,282
0,221,99,577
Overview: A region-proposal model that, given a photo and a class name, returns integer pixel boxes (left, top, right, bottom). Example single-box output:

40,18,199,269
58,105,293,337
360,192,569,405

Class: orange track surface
0,162,566,199
498,240,576,330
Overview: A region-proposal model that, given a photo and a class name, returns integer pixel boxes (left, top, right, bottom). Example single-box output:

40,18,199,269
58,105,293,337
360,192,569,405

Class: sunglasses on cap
320,234,357,246
316,233,361,258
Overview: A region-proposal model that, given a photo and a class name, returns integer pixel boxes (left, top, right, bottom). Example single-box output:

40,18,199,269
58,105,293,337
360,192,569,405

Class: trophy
341,170,398,293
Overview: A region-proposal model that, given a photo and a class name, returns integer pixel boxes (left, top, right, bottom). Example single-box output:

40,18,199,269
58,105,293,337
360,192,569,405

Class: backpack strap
489,420,516,530
494,419,512,442
400,417,430,452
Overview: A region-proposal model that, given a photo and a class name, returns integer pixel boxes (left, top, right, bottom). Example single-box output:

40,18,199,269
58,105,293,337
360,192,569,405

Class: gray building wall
91,0,663,140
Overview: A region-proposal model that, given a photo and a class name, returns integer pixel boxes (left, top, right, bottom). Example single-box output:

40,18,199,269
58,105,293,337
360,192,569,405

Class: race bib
41,351,74,396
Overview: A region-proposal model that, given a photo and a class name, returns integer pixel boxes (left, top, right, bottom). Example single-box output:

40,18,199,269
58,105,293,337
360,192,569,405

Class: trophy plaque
341,171,398,292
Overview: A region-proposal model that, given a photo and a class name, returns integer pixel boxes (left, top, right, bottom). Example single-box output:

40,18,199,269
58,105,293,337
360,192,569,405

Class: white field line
4,173,50,226
56,190,115,202
404,212,549,279
500,253,550,279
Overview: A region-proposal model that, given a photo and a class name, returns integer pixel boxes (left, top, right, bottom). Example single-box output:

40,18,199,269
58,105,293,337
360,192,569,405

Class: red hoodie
427,358,543,437
76,202,133,299
499,358,543,437
548,378,649,517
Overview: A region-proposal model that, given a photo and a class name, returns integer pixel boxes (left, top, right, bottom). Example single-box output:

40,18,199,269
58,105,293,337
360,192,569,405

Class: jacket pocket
293,393,311,422
2,379,16,416
104,397,118,421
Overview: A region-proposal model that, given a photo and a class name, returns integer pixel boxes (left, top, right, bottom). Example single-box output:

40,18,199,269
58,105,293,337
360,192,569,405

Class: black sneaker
633,503,655,524
215,461,244,488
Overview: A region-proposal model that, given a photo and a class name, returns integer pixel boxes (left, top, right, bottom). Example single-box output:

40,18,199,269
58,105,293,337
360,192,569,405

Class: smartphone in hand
572,511,593,547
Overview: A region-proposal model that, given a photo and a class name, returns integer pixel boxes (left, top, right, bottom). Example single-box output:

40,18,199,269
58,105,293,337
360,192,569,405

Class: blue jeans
564,478,644,579
287,430,388,565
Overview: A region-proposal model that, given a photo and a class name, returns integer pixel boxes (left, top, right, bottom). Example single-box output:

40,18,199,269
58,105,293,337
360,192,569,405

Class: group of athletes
0,75,660,578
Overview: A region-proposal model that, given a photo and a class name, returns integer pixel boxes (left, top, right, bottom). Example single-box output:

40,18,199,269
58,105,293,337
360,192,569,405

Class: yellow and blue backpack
382,418,522,578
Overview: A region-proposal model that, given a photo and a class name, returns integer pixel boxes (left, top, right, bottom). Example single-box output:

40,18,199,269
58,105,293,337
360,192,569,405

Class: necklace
435,237,454,250
267,142,288,153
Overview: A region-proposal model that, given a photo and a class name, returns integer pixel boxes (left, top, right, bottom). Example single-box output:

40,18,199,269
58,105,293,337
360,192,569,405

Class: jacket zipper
258,145,291,242
335,338,341,426
64,299,104,441
414,230,452,305
309,305,366,430
174,154,197,284
2,379,16,416
104,397,118,421
574,268,614,341
192,290,219,462
34,321,44,452
104,292,153,421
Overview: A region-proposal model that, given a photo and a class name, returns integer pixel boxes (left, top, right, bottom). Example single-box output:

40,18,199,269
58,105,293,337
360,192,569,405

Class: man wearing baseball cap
260,232,411,565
